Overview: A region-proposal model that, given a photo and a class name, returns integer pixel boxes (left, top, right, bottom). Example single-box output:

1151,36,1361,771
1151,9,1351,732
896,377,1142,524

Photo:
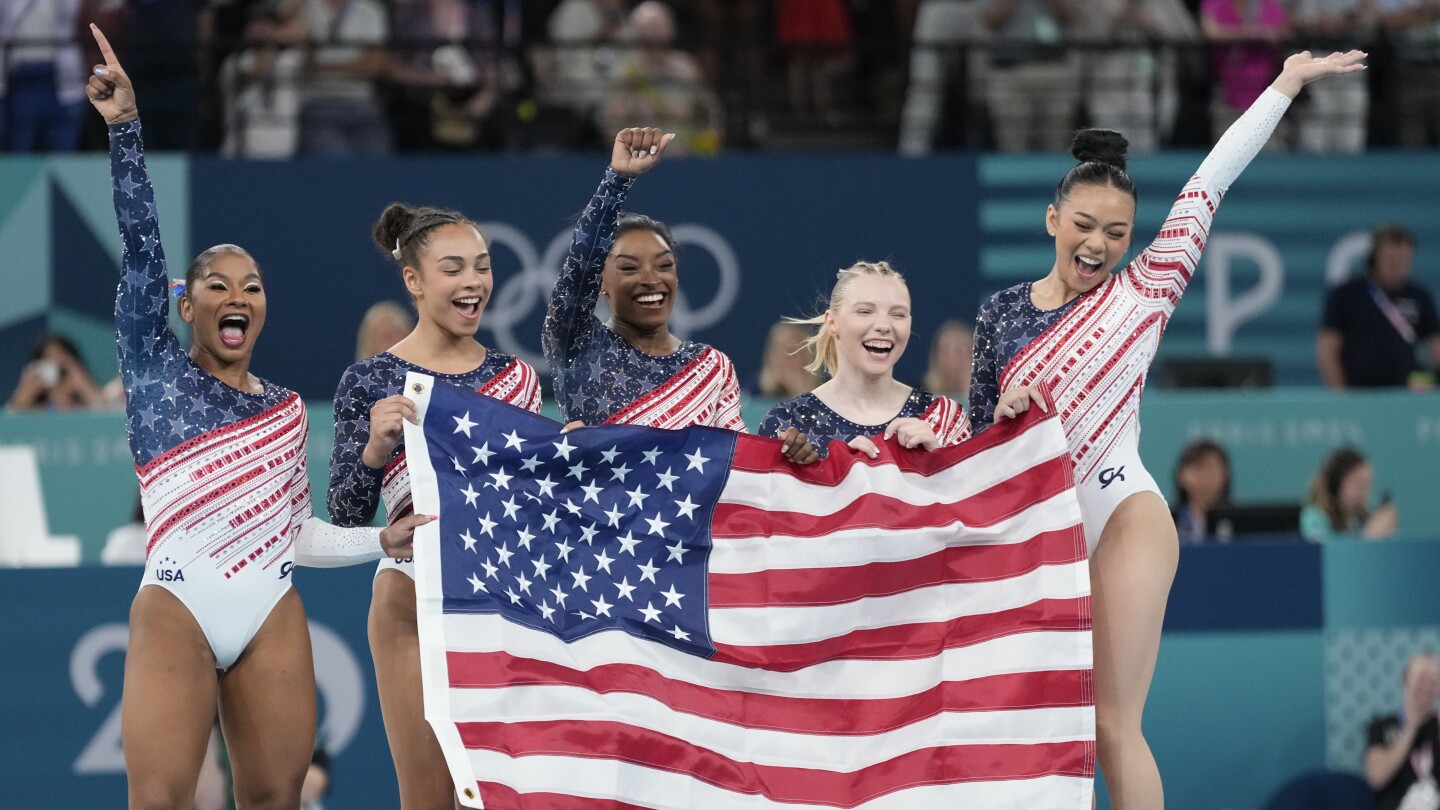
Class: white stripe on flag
709,490,1083,573
461,751,1093,810
446,686,1092,770
441,613,1092,698
710,561,1088,646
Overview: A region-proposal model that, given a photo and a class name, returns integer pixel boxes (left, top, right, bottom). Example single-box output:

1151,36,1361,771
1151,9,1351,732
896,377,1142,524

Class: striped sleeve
713,353,747,432
1124,87,1291,312
922,395,971,447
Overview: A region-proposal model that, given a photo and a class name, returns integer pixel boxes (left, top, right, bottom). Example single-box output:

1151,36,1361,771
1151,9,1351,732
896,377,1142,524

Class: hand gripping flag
400,372,1094,809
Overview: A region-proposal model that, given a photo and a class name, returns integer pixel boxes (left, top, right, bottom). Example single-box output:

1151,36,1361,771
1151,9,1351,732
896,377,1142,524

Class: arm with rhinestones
327,364,385,528
109,120,184,394
282,409,387,565
1125,89,1291,311
542,169,635,372
967,297,1003,434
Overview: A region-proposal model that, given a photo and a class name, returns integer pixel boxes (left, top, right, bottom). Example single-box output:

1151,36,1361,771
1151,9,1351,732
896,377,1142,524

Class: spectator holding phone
5,332,102,412
1300,446,1398,541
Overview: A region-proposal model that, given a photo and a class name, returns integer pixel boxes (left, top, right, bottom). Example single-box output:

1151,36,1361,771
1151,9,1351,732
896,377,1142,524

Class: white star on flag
453,411,477,436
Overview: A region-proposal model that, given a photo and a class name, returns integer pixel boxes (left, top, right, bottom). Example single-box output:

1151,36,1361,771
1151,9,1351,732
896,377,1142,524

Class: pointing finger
90,24,121,70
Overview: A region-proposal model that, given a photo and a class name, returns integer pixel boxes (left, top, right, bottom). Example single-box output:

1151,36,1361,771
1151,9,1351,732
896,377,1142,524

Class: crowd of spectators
5,0,1440,156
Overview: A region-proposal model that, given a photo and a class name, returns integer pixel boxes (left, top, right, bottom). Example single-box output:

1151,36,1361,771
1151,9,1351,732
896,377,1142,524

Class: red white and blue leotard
970,89,1291,548
542,169,747,431
112,120,380,668
327,351,542,579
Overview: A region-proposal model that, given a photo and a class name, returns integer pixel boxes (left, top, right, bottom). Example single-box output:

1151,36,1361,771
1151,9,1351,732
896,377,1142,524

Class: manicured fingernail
95,67,108,76
650,145,658,155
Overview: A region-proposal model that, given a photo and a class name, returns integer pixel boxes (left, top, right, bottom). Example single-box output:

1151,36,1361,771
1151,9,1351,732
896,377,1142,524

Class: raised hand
1271,50,1367,99
610,127,676,178
84,25,137,125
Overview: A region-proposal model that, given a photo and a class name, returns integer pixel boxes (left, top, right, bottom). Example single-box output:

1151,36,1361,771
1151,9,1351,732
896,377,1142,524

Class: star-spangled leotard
758,388,970,459
969,88,1292,547
327,350,542,578
542,169,746,431
111,119,381,668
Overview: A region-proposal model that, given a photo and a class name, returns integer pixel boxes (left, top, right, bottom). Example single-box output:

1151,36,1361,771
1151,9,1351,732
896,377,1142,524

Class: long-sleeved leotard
758,388,970,459
328,351,542,578
111,120,381,668
541,169,746,431
968,89,1291,544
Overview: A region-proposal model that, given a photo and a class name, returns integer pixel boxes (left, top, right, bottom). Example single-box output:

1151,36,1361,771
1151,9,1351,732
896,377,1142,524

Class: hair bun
371,203,417,257
1070,129,1129,172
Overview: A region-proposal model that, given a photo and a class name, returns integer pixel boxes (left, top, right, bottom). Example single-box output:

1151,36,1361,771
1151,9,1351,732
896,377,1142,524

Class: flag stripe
710,562,1088,646
721,425,1065,514
712,455,1073,538
708,494,1083,574
728,409,1051,478
448,688,1092,771
455,720,1092,806
709,528,1085,608
712,598,1090,671
470,761,1093,810
445,654,1091,735
441,616,1092,698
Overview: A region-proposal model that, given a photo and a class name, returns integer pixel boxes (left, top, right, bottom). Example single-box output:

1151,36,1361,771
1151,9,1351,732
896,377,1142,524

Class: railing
1,33,1432,155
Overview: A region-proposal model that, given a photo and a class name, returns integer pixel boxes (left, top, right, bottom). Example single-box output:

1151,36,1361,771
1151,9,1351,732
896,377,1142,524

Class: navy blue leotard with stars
968,283,1078,434
542,169,746,431
327,351,534,527
111,120,291,467
759,389,945,459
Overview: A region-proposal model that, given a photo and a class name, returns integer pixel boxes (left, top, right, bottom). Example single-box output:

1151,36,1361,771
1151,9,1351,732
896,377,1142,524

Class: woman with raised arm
85,25,424,808
969,50,1366,808
328,203,543,808
759,260,970,460
544,127,814,461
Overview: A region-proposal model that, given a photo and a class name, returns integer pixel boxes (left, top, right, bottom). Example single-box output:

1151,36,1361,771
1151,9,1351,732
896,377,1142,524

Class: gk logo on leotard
1099,466,1126,489
482,222,741,367
279,561,294,579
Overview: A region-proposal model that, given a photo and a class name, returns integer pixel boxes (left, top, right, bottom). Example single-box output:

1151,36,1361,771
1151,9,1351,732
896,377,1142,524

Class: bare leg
122,585,220,809
218,588,315,810
1091,492,1178,810
371,570,457,809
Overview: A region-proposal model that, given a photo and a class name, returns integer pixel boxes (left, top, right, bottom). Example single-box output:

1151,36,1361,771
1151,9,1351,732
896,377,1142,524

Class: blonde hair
786,260,907,377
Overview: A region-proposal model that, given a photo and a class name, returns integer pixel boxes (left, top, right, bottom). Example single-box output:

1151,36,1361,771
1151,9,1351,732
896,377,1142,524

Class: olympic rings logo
479,222,743,367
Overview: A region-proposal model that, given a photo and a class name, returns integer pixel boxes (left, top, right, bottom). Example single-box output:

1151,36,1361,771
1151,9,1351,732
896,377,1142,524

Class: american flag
401,372,1094,809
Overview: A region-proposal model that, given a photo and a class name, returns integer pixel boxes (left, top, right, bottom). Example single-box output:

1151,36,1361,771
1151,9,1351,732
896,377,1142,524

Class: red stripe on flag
447,651,1092,735
730,396,1058,480
711,598,1090,672
712,455,1073,539
709,527,1085,608
455,720,1091,806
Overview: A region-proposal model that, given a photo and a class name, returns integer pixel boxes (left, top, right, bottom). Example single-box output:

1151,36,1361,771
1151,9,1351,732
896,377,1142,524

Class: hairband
169,279,187,298
391,239,403,261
